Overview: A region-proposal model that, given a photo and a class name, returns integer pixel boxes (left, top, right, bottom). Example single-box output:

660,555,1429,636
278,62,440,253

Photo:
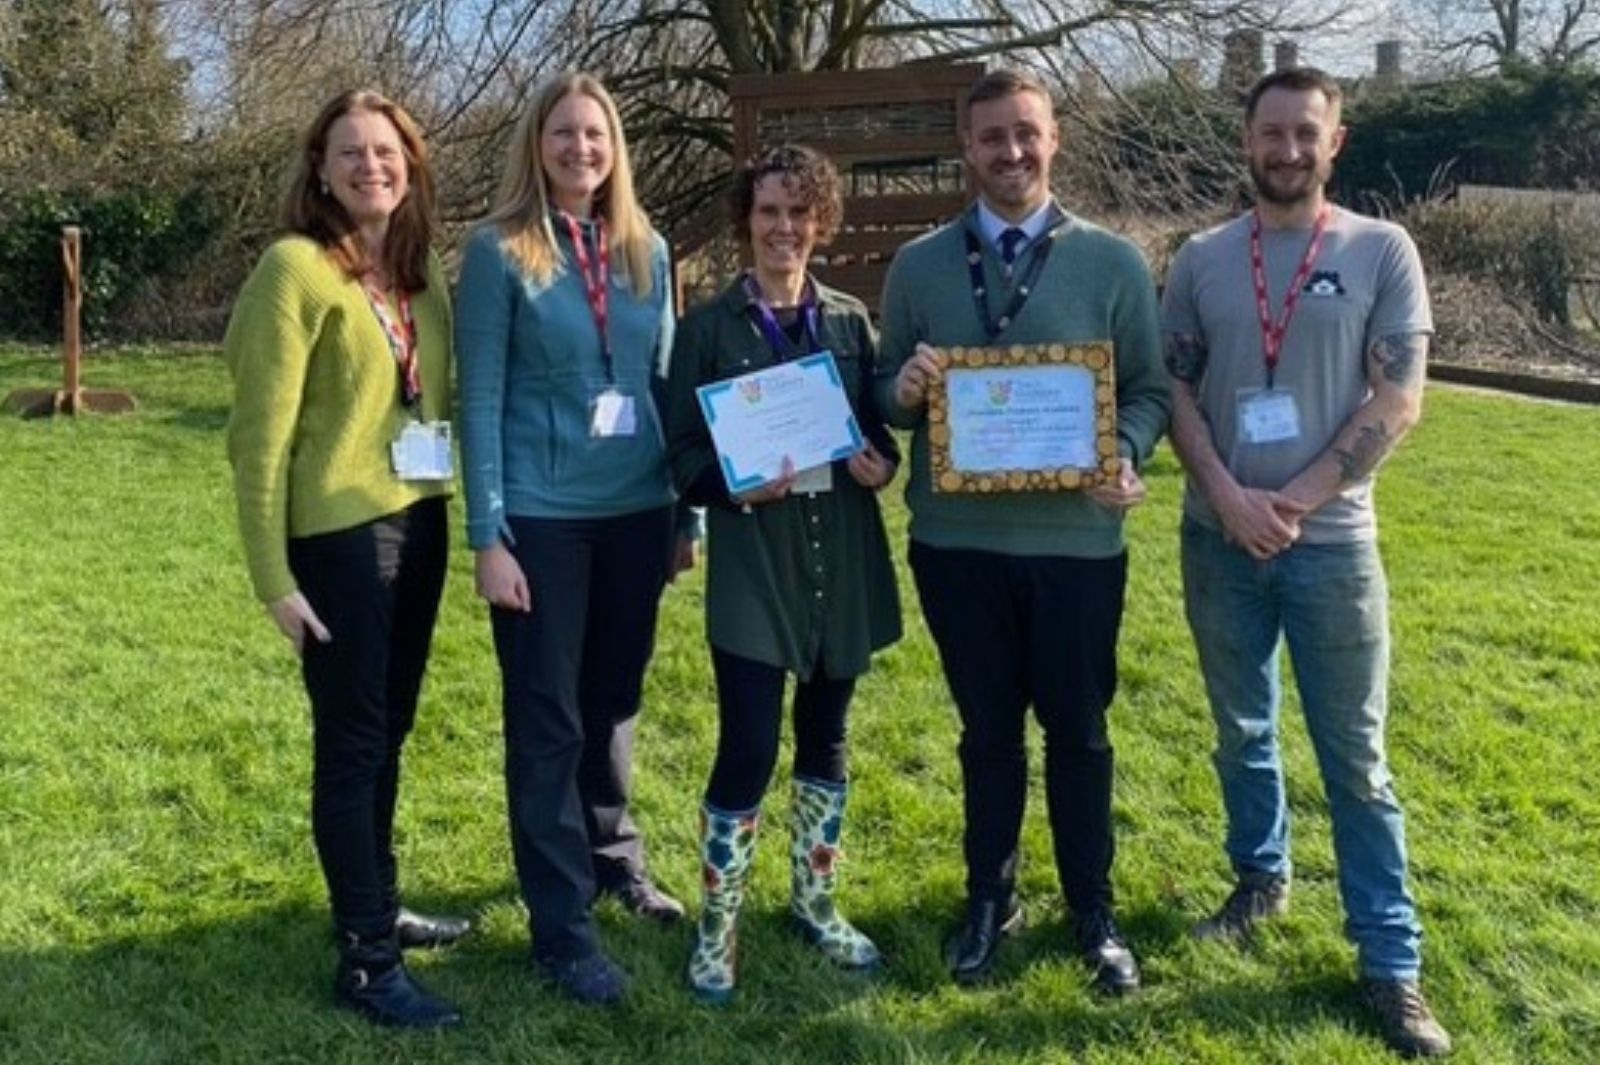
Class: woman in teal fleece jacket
454,71,690,1006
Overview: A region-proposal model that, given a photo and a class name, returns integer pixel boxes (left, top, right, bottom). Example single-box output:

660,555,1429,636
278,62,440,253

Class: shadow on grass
0,889,1389,1065
158,405,230,433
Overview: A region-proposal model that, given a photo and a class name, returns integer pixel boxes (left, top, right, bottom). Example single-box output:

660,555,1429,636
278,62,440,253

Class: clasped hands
1217,486,1309,561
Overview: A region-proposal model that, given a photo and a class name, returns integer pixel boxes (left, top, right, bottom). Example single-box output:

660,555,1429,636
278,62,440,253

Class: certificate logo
738,379,764,404
987,380,1013,407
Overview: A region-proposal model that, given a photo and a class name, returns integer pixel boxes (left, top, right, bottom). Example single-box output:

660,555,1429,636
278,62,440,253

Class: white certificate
946,364,1097,473
696,351,864,494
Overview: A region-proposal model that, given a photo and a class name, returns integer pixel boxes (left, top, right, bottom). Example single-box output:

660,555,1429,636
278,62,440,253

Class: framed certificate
927,342,1119,493
696,351,863,494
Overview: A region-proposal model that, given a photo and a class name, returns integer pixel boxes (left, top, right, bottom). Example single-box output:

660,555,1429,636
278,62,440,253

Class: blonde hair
479,72,656,297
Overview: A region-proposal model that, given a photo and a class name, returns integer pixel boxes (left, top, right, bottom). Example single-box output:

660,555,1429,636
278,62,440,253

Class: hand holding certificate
696,351,864,494
926,342,1120,493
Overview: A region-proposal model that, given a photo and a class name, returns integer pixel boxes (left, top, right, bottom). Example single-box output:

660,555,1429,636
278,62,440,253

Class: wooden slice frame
926,342,1119,493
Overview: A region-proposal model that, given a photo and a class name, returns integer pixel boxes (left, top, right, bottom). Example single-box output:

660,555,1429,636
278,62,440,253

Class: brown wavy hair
727,144,844,248
281,89,437,292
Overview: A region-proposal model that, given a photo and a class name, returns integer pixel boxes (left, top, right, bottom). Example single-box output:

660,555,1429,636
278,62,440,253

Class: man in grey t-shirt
1162,67,1452,1059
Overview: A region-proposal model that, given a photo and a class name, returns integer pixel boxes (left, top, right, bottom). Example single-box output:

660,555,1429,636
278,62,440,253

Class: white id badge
790,463,834,495
391,421,454,481
1237,388,1303,446
590,389,638,438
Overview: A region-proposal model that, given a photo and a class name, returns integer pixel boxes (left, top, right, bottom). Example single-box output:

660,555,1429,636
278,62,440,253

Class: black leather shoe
396,907,471,950
1073,908,1140,996
335,933,463,1029
944,896,1023,985
599,872,686,923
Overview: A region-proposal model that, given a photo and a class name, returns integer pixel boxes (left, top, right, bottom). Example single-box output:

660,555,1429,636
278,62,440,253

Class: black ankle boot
334,930,463,1029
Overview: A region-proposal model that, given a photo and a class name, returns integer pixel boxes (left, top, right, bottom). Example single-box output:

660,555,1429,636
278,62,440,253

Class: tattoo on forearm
1164,333,1209,384
1369,333,1425,386
1334,420,1392,484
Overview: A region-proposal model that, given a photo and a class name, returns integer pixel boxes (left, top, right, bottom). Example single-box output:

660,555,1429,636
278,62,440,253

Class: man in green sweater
875,68,1169,993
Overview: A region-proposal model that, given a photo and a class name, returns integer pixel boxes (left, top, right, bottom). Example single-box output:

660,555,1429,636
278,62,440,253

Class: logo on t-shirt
1303,270,1345,297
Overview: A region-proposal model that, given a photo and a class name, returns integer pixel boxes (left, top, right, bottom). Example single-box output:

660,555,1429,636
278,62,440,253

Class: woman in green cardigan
223,90,464,1030
665,144,902,1002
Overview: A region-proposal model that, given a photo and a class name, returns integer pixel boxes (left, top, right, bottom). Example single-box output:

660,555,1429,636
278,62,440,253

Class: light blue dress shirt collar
975,199,1059,258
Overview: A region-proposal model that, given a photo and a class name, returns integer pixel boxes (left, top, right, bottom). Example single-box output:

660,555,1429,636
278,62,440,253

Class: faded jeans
1181,519,1422,980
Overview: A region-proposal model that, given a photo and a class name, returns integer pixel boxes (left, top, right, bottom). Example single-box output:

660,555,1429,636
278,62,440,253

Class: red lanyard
1250,204,1330,389
362,284,420,407
560,211,613,380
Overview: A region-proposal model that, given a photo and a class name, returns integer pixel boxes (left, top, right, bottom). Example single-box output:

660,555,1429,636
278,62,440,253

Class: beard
1250,158,1329,207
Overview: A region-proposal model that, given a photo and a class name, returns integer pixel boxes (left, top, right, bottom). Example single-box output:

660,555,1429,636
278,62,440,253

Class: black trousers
910,541,1127,915
703,647,854,812
289,496,448,939
492,505,673,962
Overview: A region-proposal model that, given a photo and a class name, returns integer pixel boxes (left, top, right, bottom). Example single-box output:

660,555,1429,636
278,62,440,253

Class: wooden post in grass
59,226,84,414
3,225,136,418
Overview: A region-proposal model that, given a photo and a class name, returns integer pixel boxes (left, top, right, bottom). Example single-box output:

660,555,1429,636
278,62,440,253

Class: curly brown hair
727,144,843,248
281,89,437,292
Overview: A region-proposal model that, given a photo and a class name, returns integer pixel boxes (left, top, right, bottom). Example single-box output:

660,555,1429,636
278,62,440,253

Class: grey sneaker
1362,977,1453,1058
1192,873,1290,942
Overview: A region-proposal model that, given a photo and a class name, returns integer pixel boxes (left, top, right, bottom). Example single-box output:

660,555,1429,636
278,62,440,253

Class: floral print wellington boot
790,776,881,970
687,804,759,1003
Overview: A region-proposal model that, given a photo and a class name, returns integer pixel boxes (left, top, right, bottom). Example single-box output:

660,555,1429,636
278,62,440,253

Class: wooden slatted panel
729,65,983,106
775,133,961,162
842,193,966,226
681,65,984,319
820,229,925,261
812,263,889,314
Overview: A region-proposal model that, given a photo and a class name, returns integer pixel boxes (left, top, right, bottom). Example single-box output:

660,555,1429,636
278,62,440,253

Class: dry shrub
1430,273,1600,380
1402,196,1600,327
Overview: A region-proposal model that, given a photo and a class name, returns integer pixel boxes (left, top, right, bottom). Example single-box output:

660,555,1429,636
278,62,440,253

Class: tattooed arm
1166,332,1306,560
1280,331,1428,512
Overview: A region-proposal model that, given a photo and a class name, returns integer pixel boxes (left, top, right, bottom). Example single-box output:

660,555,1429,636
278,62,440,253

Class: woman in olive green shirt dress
664,144,901,1002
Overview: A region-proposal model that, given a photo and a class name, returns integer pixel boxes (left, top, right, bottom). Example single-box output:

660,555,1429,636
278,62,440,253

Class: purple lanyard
741,273,821,357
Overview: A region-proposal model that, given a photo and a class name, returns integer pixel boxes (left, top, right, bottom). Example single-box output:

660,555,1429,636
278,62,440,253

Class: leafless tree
448,1,1344,233
1403,0,1600,73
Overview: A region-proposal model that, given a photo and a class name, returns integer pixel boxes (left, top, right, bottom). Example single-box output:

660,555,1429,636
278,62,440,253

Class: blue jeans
1181,519,1422,980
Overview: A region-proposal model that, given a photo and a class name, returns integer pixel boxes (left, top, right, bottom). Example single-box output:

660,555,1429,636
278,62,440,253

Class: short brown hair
282,89,437,292
727,144,844,247
1244,67,1344,124
966,68,1054,116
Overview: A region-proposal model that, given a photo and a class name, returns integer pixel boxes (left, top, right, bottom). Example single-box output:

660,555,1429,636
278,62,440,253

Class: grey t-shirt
1162,207,1431,543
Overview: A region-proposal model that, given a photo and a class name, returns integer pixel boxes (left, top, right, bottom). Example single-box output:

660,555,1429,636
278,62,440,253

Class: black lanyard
963,222,1057,340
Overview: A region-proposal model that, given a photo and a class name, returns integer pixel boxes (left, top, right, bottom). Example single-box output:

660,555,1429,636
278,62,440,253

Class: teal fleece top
874,204,1170,559
455,222,677,550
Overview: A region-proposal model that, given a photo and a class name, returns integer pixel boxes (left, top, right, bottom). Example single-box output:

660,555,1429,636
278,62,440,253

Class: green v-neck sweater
874,205,1170,559
224,236,453,603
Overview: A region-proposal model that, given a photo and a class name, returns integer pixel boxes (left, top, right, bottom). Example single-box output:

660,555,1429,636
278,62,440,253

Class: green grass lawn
1,346,1596,1064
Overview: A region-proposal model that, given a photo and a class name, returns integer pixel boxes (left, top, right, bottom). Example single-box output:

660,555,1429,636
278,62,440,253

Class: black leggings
703,647,855,812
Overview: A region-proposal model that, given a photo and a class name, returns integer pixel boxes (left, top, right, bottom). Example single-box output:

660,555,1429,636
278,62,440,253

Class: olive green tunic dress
665,277,902,680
